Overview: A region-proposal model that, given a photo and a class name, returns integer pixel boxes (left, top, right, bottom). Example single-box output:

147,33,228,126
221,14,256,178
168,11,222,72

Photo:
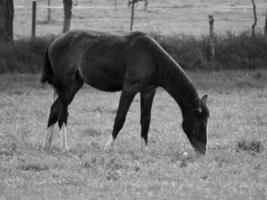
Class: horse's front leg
140,88,155,152
104,84,138,152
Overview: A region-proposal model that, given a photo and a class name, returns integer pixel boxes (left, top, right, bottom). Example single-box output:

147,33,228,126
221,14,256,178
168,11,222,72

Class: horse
41,30,209,154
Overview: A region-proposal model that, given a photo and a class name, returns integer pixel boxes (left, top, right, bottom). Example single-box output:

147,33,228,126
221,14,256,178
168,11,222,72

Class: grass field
2,0,267,199
14,0,267,38
0,70,266,199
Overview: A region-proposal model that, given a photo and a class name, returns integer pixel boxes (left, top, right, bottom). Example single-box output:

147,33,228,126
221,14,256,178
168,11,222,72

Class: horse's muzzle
190,138,206,155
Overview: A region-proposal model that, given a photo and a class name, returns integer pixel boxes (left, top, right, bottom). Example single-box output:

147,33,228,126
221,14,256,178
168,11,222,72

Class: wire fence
14,0,267,38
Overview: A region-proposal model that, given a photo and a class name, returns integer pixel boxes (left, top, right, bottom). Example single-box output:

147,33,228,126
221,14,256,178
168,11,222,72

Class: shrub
155,31,267,70
155,33,211,70
214,32,267,69
0,32,266,73
0,35,56,73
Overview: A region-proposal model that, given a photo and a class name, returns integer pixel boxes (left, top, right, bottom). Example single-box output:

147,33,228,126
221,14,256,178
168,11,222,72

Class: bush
0,35,56,73
155,33,211,70
0,32,266,73
214,32,267,69
155,31,267,70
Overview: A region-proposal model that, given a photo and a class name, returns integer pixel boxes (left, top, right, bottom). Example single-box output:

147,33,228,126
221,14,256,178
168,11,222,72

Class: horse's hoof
104,136,114,152
141,146,148,154
104,144,113,153
141,143,148,154
140,138,148,154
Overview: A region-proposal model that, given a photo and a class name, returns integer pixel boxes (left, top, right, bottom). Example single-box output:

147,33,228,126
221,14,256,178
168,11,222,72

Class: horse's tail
40,47,60,95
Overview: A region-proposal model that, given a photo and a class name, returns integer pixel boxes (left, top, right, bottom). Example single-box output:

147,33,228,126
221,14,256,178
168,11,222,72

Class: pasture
0,70,266,199
1,0,267,199
14,0,267,37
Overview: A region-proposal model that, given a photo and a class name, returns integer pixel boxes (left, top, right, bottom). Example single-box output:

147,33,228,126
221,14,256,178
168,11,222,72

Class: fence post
130,1,135,31
47,0,51,21
208,15,215,62
265,9,267,36
31,0,36,38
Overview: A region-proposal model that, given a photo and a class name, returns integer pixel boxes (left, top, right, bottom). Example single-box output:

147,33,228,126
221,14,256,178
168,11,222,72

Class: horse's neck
158,55,199,112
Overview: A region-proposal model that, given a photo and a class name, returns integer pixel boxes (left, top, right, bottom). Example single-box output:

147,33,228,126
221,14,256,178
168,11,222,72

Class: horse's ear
201,94,208,104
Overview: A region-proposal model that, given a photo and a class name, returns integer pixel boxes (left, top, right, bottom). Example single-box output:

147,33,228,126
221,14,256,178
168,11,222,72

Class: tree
250,0,257,68
128,0,148,11
63,0,73,33
250,0,257,39
0,0,14,42
129,0,148,31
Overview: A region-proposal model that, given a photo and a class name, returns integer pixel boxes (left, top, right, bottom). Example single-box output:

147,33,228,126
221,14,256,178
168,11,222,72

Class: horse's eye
194,109,203,118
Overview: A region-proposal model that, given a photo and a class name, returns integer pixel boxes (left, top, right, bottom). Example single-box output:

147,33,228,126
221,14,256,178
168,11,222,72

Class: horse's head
182,95,209,155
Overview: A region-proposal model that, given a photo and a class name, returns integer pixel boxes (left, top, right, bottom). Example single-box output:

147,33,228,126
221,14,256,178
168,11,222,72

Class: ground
14,0,267,38
0,70,266,199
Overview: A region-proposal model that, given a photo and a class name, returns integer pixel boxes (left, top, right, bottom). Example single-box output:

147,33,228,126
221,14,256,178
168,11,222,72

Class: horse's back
48,30,157,91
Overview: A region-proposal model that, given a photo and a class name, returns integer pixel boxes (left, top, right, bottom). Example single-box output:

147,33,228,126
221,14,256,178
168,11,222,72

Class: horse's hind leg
57,95,69,151
57,79,83,151
140,88,155,152
44,98,60,151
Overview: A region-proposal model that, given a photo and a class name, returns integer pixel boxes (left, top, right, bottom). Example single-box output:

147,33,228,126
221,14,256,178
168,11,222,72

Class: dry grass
0,70,266,199
14,0,267,38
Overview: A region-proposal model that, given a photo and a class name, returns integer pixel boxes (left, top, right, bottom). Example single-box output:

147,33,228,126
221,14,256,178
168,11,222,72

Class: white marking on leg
60,123,69,151
104,135,115,152
141,137,148,153
43,124,55,151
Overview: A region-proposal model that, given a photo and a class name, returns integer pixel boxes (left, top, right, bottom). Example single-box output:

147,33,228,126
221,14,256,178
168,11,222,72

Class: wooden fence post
47,0,51,21
265,9,267,36
130,1,135,31
31,0,36,38
208,15,215,61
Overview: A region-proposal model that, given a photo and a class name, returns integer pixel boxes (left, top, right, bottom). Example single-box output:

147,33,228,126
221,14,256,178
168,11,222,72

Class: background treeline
0,32,266,73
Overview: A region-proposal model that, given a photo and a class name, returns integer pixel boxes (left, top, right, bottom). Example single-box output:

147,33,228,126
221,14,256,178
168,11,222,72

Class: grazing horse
41,30,209,154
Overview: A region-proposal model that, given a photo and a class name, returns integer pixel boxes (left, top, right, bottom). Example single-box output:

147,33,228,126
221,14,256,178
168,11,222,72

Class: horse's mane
142,34,200,108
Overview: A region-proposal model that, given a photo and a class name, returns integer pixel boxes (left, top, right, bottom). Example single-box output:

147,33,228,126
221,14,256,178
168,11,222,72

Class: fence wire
13,0,267,38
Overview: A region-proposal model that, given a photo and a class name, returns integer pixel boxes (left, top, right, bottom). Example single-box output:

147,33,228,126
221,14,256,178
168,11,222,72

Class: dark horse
41,30,209,154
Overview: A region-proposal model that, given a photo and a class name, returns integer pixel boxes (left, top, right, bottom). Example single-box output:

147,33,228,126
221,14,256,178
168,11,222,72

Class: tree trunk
250,0,257,39
130,0,135,31
0,0,14,42
250,0,257,68
63,0,72,33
